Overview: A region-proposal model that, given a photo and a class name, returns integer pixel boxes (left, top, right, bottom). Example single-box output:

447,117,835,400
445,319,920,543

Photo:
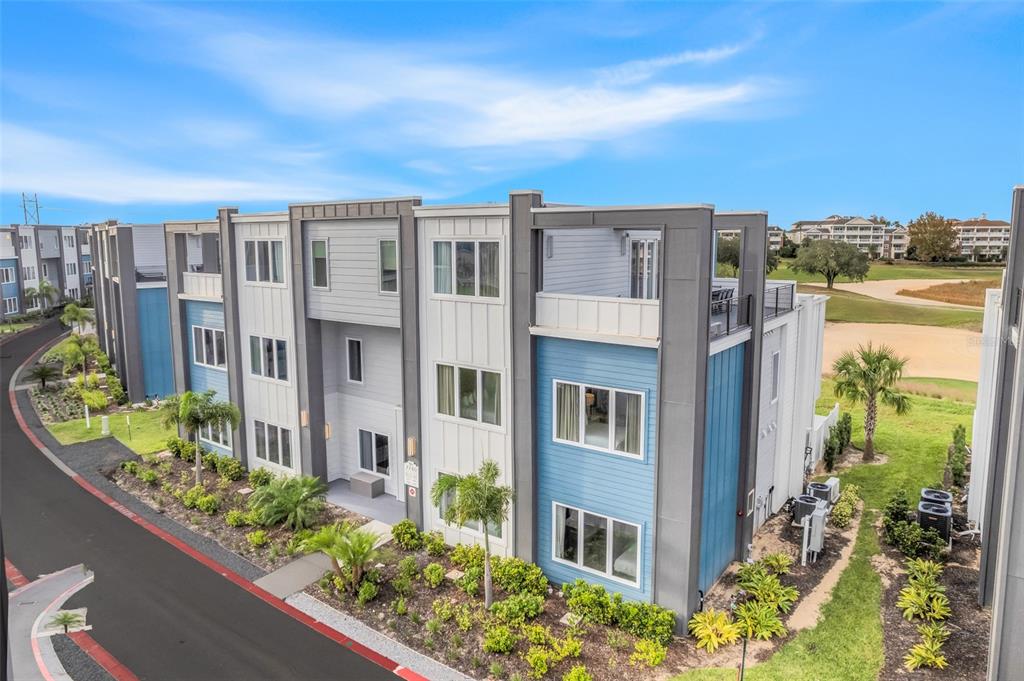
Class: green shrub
391,574,413,598
397,555,420,581
898,584,950,621
451,543,485,571
761,552,794,575
831,500,855,528
423,562,445,589
524,646,555,679
840,483,861,504
552,635,582,661
562,579,617,625
120,460,139,475
888,520,945,559
182,484,206,509
248,467,274,487
108,377,127,405
883,489,912,538
197,494,220,515
628,638,667,668
246,529,269,548
453,603,474,632
562,665,592,681
178,441,197,463
904,636,948,670
457,565,482,597
823,428,840,472
523,623,551,646
688,609,741,653
734,600,787,640
215,456,245,481
736,561,769,587
225,509,249,527
613,600,676,645
423,531,447,557
80,388,108,411
166,437,185,457
432,597,455,623
138,468,159,485
906,558,944,585
489,593,544,626
248,475,326,531
483,624,517,654
357,580,380,605
392,597,408,616
425,617,441,636
491,556,549,597
391,519,423,550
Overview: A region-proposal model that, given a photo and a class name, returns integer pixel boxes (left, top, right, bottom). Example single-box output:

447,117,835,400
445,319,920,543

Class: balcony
136,267,167,284
181,272,222,300
534,292,660,345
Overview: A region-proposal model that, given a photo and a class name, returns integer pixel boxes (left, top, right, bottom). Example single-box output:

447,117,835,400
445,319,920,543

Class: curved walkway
831,278,987,309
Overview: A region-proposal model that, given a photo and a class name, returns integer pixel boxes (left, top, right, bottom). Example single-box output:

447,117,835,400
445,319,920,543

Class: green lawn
803,284,984,331
769,260,1003,284
1,321,37,334
673,380,971,680
47,409,174,455
897,377,978,404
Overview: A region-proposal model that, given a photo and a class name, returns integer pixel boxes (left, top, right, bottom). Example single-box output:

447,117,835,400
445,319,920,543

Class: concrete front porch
326,478,406,524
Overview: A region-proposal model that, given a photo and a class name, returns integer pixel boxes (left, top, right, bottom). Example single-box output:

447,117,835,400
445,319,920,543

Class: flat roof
532,203,715,213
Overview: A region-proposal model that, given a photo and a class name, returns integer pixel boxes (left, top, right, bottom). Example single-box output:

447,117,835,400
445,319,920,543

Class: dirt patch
831,279,984,309
815,444,888,473
113,452,367,572
823,323,982,382
897,281,991,308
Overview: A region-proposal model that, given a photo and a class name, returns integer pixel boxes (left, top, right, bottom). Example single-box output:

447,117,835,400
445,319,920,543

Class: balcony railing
710,292,751,339
136,268,167,284
181,272,222,299
535,292,660,342
765,282,796,320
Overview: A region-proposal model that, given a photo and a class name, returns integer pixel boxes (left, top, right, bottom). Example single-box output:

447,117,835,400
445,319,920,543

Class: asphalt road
1,321,394,681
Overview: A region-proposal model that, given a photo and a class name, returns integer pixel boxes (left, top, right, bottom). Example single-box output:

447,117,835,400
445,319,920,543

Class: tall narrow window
478,241,499,297
271,241,284,283
267,423,280,464
630,239,659,299
280,428,292,467
433,242,452,294
771,351,780,402
258,241,270,282
614,392,642,455
379,239,398,293
214,329,226,368
250,336,261,375
275,339,288,381
481,371,501,426
583,387,610,449
203,328,215,367
311,240,329,288
555,505,579,563
458,367,477,421
555,383,580,442
358,429,390,475
455,241,476,295
255,420,267,460
437,364,455,416
582,513,608,573
347,339,363,383
263,337,275,378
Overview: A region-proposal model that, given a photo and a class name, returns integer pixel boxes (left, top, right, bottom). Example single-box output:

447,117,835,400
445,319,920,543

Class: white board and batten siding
417,209,514,557
305,218,401,328
322,321,404,498
754,327,783,528
234,219,302,477
131,225,167,276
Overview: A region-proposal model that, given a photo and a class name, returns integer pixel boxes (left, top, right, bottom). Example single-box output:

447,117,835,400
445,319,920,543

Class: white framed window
437,472,503,538
64,235,76,248
249,334,288,382
553,380,644,458
346,338,363,383
65,262,77,276
431,240,499,299
358,429,390,475
3,297,18,314
552,502,640,586
244,239,285,284
310,239,329,289
436,362,501,426
191,325,226,369
629,238,659,299
41,263,49,278
378,239,398,293
253,420,292,468
21,265,35,280
67,287,79,300
200,421,232,448
18,235,32,250
770,351,780,403
0,267,14,284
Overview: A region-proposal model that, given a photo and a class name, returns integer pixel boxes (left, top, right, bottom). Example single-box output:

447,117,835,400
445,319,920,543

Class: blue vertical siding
699,342,746,593
1,258,20,306
137,287,173,398
184,300,232,456
535,336,658,602
82,254,93,285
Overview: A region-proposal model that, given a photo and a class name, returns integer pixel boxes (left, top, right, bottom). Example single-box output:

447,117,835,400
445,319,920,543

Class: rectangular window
481,371,501,426
770,351,780,403
42,263,48,278
263,337,275,378
432,240,500,299
200,422,232,447
478,242,499,298
250,335,261,375
433,241,452,294
253,420,291,468
271,241,284,283
553,503,640,586
245,241,257,281
347,338,363,383
455,241,476,295
275,340,287,381
65,262,77,276
254,420,267,460
3,297,18,314
0,267,13,283
267,424,279,465
280,428,292,467
258,241,270,281
379,239,398,293
458,367,477,421
437,363,502,426
22,266,35,280
19,235,32,250
554,381,643,457
311,239,329,289
358,429,390,476
191,326,226,369
249,334,288,381
245,239,285,284
437,364,455,416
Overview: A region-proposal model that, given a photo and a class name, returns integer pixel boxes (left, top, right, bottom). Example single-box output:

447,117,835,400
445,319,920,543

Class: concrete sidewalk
9,564,93,681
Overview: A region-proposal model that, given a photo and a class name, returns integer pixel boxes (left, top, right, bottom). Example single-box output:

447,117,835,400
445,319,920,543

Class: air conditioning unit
824,477,841,503
921,488,953,509
794,495,819,524
809,508,827,552
918,501,952,542
806,482,831,504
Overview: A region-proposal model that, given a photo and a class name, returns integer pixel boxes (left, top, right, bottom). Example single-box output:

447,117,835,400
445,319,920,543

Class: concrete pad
253,554,333,599
359,519,394,548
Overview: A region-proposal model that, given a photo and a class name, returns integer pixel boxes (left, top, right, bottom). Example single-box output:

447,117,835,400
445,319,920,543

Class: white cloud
596,43,750,86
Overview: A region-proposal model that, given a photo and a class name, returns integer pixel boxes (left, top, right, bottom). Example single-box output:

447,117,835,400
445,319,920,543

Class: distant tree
765,250,779,274
832,343,911,462
869,214,891,227
907,212,958,262
790,240,870,289
161,390,241,485
716,237,741,276
904,244,919,261
35,280,59,308
868,243,880,260
778,236,799,258
49,611,85,634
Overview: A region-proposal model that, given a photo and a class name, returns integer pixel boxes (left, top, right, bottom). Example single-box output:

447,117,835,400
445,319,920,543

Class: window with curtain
311,240,329,288
553,503,639,585
481,370,501,426
379,240,398,293
432,240,500,298
554,381,643,457
358,429,390,476
437,364,455,416
479,241,499,297
271,241,284,283
433,241,452,294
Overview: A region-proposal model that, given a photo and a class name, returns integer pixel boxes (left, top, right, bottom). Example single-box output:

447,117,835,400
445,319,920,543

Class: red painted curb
69,631,141,681
5,558,29,588
8,340,431,681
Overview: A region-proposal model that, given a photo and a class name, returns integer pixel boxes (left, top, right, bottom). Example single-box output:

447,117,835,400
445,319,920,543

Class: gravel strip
286,592,477,681
51,634,116,681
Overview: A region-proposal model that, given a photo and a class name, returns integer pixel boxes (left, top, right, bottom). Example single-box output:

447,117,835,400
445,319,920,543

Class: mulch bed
112,452,367,573
30,384,85,424
814,443,888,473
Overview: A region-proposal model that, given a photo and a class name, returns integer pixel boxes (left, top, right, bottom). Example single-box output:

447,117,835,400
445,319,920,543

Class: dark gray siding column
398,204,424,527
510,190,543,560
165,231,190,396
217,208,248,464
115,228,146,402
91,228,107,354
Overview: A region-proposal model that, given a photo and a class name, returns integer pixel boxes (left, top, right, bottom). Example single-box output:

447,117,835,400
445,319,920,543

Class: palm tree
29,364,60,390
302,522,381,591
832,343,911,462
160,390,241,485
60,303,94,334
301,523,348,578
49,610,85,633
431,460,514,607
23,286,38,311
35,279,59,309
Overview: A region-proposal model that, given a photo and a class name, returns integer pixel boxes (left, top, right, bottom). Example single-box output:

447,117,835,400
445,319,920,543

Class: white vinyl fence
806,402,840,474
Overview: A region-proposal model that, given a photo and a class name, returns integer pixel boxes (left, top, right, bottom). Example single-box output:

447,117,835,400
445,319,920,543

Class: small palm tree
249,476,326,531
35,279,59,309
336,526,382,592
160,390,241,485
301,522,348,578
431,460,514,607
29,364,61,389
832,343,911,462
60,303,94,334
49,610,85,633
23,287,38,310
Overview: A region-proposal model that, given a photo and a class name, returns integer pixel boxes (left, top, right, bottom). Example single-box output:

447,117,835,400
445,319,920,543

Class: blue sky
1,1,1021,228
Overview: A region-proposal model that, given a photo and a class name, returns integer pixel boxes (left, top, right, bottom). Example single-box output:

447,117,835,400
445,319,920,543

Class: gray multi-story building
0,224,92,321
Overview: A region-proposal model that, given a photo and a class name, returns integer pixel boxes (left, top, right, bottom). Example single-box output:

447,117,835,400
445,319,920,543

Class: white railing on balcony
534,292,660,343
181,272,222,299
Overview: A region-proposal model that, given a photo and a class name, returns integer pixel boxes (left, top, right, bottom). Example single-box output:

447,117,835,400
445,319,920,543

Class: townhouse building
0,224,92,321
969,186,1023,681
0,227,20,319
91,221,174,402
882,225,909,260
790,215,887,257
954,215,1011,262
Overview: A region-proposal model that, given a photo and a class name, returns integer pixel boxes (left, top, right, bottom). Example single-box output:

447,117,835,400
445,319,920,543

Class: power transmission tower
21,193,40,225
